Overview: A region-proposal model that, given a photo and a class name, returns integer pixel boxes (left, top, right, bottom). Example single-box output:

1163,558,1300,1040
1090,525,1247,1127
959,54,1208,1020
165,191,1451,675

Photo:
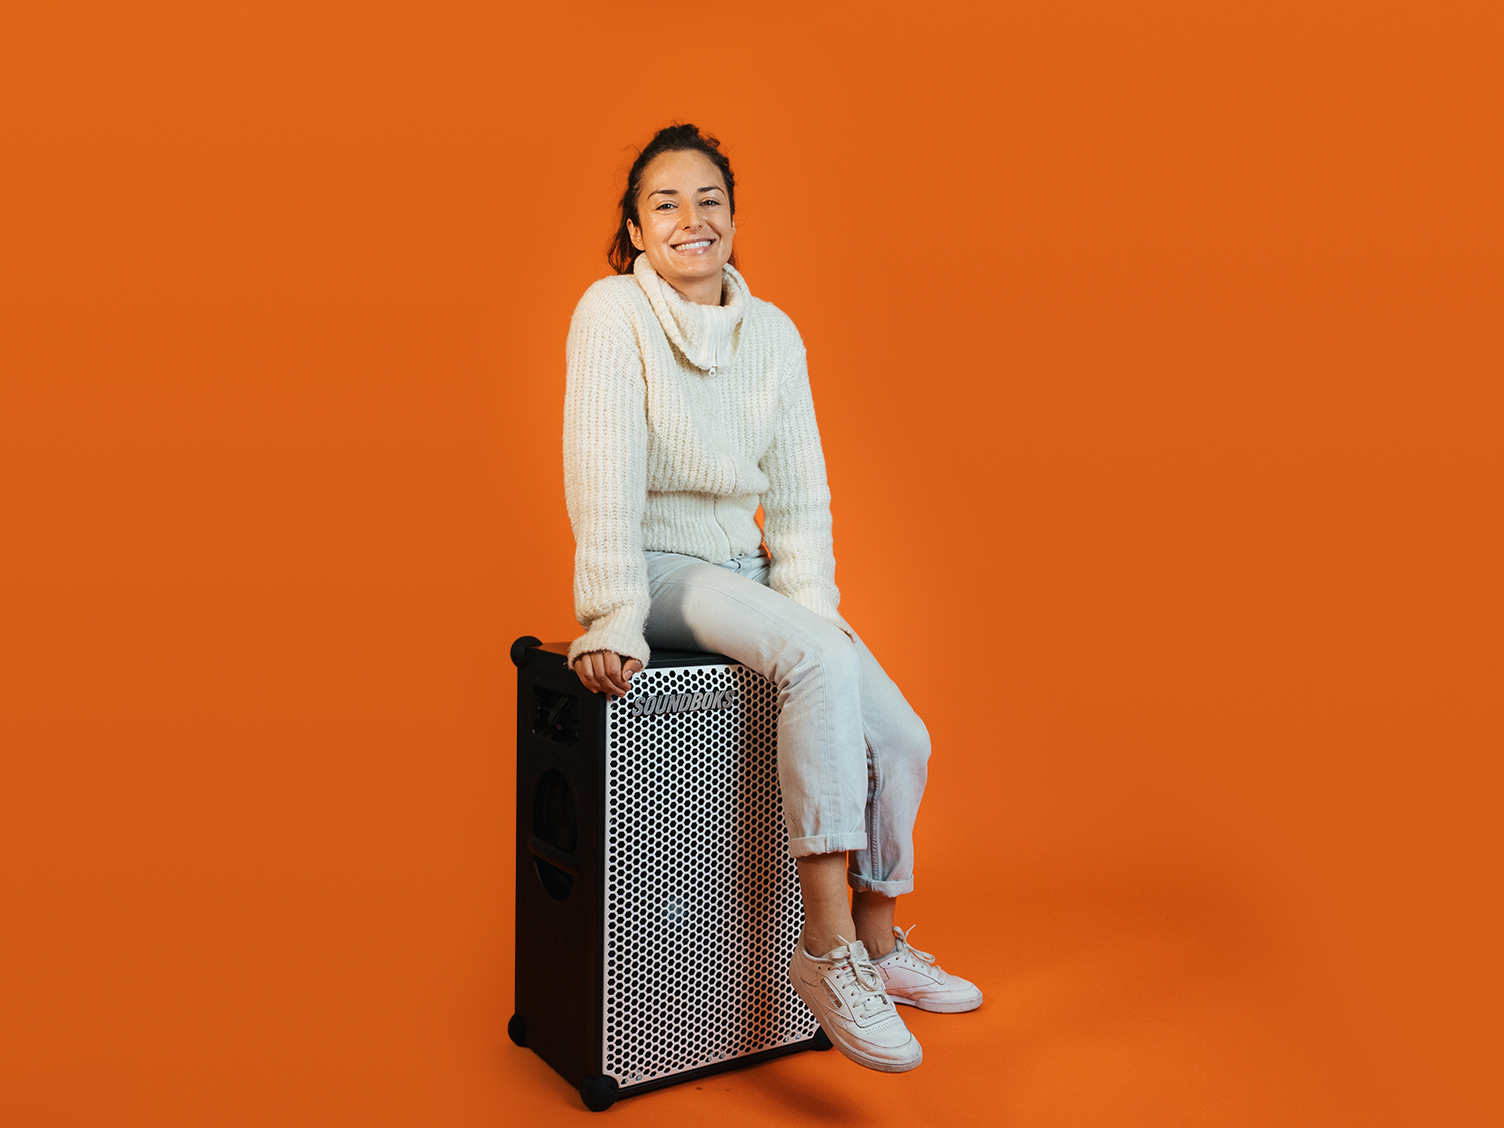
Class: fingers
600,651,625,696
602,652,640,697
614,658,642,697
574,651,641,698
574,651,605,695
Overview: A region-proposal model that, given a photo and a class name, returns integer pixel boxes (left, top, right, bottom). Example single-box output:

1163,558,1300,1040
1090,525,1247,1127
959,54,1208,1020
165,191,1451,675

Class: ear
628,220,644,252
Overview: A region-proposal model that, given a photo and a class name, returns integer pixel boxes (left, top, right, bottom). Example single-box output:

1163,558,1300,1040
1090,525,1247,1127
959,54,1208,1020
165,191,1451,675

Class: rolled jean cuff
846,872,915,897
788,832,868,858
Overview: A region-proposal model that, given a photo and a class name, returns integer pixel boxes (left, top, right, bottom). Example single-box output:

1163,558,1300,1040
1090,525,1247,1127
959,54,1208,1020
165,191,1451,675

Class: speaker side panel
513,647,607,1089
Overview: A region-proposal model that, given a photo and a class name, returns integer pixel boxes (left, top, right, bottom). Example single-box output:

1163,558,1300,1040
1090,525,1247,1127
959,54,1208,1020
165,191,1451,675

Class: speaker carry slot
527,834,577,875
530,768,578,900
532,685,580,747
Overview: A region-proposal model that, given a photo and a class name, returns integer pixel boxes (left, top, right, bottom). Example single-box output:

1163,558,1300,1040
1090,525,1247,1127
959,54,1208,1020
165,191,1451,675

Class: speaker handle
527,834,578,876
511,635,543,668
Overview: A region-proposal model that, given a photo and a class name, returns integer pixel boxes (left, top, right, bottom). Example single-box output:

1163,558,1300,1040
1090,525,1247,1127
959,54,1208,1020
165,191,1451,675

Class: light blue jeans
643,550,930,896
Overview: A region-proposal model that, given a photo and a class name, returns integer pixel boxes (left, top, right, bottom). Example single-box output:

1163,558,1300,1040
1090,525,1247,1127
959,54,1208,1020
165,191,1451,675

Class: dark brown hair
607,123,737,275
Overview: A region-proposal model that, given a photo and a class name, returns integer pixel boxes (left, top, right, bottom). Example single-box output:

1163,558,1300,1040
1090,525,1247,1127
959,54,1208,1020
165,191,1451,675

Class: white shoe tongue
846,940,870,960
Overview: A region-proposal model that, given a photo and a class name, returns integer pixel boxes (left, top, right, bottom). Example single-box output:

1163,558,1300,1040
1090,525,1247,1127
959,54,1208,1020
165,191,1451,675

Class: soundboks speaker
507,636,831,1112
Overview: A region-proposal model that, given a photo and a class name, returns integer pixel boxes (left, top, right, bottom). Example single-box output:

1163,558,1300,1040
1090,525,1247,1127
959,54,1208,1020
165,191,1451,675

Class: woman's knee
781,620,861,692
888,709,932,780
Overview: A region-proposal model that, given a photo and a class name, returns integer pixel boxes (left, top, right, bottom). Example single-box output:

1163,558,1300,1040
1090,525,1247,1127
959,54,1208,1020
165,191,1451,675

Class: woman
563,124,980,1074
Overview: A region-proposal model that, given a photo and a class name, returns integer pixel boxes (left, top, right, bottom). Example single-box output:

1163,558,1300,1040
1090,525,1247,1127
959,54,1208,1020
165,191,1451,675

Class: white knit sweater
563,255,840,669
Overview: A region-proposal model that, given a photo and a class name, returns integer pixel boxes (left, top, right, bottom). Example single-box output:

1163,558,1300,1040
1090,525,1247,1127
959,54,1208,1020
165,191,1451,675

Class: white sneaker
789,934,923,1073
872,925,984,1013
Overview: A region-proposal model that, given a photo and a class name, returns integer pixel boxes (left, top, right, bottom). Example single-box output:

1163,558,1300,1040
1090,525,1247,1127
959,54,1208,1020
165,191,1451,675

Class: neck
667,274,725,307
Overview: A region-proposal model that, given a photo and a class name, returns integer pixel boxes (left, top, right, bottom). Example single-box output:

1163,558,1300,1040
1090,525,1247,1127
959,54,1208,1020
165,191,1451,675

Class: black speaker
508,637,831,1112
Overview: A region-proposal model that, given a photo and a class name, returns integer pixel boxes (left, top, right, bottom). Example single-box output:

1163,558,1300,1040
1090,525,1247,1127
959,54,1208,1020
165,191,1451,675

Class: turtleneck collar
632,255,749,374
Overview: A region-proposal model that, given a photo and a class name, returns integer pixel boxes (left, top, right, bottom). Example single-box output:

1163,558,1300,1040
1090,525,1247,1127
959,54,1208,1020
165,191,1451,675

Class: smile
671,239,714,254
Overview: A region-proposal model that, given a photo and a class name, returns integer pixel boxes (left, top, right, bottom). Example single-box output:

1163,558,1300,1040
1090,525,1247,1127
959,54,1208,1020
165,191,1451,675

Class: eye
699,197,721,207
655,201,676,211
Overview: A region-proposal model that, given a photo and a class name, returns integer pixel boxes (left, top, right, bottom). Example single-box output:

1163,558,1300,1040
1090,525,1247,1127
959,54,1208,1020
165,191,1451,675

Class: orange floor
496,870,1434,1126
7,838,1451,1127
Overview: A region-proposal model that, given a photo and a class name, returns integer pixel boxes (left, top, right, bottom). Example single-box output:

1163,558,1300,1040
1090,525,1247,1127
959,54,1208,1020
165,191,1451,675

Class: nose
680,203,704,230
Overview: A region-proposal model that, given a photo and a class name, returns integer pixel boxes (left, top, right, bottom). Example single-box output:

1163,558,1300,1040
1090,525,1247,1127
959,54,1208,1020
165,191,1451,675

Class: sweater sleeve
759,339,843,625
563,285,652,670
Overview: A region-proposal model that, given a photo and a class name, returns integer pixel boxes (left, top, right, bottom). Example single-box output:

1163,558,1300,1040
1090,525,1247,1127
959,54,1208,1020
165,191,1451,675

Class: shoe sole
825,1026,922,1073
892,993,984,1014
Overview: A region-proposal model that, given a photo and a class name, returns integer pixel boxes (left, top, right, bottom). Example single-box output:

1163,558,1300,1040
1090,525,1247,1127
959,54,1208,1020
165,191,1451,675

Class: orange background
3,1,1499,1124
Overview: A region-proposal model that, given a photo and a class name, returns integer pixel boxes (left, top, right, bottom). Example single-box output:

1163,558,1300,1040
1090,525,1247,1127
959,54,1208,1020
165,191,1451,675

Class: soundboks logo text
627,688,740,717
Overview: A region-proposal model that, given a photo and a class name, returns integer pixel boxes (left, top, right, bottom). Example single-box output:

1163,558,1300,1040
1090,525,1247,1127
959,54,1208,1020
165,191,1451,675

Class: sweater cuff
567,607,651,671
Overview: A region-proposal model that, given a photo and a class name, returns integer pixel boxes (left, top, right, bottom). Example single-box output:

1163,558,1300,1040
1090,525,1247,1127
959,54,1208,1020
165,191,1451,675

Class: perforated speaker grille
603,662,816,1088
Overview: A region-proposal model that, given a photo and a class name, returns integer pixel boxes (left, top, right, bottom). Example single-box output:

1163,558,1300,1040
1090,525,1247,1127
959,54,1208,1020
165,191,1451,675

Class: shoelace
833,935,891,1018
895,925,948,981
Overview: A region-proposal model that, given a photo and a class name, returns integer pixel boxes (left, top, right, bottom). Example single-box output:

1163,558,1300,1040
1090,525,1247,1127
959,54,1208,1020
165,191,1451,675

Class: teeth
675,240,711,251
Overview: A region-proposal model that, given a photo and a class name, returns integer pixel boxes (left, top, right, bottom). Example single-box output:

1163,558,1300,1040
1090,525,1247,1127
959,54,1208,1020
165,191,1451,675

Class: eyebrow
647,186,725,197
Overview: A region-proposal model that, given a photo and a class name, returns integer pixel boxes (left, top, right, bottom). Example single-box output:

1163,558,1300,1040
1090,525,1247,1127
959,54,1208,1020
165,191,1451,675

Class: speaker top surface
527,641,736,670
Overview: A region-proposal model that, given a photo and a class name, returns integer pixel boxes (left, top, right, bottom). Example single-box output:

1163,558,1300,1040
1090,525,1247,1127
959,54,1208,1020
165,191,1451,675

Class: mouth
670,238,716,255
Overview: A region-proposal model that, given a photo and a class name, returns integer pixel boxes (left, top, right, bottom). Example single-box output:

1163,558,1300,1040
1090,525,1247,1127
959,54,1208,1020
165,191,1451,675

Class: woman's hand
574,650,644,697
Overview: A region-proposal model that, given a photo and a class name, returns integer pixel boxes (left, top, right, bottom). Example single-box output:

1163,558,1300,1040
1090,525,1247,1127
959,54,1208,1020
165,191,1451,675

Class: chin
666,261,720,279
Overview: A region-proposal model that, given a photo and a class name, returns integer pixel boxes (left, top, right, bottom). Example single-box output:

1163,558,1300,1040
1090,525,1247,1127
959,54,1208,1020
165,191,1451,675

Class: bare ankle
802,917,856,958
796,852,857,957
851,889,898,958
802,933,836,958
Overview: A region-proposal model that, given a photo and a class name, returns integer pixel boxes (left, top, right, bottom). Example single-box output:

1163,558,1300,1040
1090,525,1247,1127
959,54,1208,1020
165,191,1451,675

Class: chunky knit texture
563,256,840,669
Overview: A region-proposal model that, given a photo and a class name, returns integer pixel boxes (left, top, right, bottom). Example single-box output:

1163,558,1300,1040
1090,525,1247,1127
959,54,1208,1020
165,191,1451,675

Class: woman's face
628,149,735,301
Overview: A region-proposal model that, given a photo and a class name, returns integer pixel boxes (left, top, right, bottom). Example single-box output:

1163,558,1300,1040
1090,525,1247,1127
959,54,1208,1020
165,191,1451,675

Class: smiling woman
624,151,735,306
561,123,981,1077
606,123,739,290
